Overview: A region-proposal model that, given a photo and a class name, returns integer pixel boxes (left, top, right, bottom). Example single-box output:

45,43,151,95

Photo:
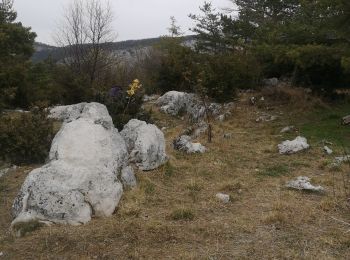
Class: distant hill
32,36,196,63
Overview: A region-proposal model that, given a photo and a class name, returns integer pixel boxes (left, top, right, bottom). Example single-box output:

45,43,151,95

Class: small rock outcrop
120,119,168,171
278,136,310,155
286,176,324,192
12,103,129,228
156,91,232,122
173,135,206,154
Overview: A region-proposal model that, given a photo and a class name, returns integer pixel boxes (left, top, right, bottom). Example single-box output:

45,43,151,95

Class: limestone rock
121,166,137,188
0,168,9,178
280,126,295,133
342,115,350,125
286,176,324,192
120,119,168,171
143,94,158,102
156,91,228,122
12,103,128,228
323,146,333,155
216,193,230,203
278,136,309,155
173,135,206,154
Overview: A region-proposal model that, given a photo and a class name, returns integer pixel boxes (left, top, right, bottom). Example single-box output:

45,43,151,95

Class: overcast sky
13,0,231,45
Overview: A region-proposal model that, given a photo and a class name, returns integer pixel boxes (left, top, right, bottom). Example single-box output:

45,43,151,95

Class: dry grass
0,92,350,259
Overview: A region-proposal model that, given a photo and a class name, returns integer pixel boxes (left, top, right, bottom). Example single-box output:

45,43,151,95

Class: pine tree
0,0,36,109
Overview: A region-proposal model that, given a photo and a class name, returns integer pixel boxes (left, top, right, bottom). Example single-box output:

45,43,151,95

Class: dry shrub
261,85,325,110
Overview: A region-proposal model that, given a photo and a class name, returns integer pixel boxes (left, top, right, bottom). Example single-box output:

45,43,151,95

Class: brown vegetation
0,92,349,259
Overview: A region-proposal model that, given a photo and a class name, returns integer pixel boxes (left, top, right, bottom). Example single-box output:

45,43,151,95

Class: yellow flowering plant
127,79,142,97
124,79,142,115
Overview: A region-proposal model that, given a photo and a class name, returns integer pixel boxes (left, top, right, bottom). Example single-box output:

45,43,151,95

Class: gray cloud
13,0,230,44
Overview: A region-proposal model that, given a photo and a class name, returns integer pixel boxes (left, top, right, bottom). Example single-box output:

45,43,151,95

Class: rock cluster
12,103,167,229
156,91,232,122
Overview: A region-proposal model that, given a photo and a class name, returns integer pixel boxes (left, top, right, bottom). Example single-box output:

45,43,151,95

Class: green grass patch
170,208,195,221
299,102,350,148
260,164,289,177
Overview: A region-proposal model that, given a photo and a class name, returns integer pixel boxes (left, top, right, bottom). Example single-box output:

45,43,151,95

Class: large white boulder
278,136,310,155
12,103,128,228
120,119,168,171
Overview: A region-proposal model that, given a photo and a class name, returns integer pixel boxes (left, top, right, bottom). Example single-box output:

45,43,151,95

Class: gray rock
216,193,230,203
181,121,209,139
143,94,158,102
121,119,168,171
263,78,279,87
323,146,333,155
0,168,9,178
286,176,324,192
12,103,128,228
173,135,206,154
342,115,350,125
278,136,309,155
280,126,295,133
217,114,226,122
121,166,137,188
156,91,228,122
334,156,350,166
256,113,277,123
49,102,113,129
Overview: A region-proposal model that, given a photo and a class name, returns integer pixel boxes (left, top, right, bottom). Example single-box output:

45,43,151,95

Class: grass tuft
260,164,289,177
170,208,195,221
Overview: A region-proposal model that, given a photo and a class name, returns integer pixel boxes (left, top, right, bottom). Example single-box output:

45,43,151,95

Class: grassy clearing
0,92,349,259
299,101,350,148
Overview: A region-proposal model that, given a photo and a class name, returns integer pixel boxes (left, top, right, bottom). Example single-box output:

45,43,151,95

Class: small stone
121,166,137,188
250,97,256,105
0,168,10,178
323,146,333,155
217,114,225,122
342,115,350,125
173,135,206,154
286,176,324,192
216,193,230,203
280,126,295,133
223,133,232,139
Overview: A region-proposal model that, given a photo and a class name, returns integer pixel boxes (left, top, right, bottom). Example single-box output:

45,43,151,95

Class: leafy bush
199,53,261,102
155,38,198,94
0,108,55,164
95,80,149,130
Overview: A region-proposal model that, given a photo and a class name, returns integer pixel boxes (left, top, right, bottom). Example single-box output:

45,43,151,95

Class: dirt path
0,95,349,259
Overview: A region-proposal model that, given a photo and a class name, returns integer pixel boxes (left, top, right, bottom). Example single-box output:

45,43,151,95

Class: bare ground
1,92,349,259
